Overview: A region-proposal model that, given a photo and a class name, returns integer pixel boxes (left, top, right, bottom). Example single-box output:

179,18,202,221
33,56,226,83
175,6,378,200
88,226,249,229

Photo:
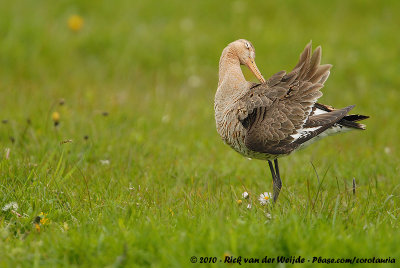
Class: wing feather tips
339,114,369,130
292,41,332,87
307,46,322,79
294,41,312,70
358,123,367,130
343,114,370,122
318,71,330,84
310,64,332,83
345,104,356,112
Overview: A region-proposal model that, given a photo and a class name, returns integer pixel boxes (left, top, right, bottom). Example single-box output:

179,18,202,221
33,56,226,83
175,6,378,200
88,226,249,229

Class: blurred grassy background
1,0,400,267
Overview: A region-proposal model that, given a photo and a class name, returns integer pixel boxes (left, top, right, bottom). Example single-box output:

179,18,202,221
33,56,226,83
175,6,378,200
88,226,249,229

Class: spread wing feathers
238,41,333,154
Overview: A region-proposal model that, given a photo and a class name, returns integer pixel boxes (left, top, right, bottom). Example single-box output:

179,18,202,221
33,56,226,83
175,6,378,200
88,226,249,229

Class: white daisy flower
242,191,249,199
2,202,18,211
247,204,252,209
259,192,272,205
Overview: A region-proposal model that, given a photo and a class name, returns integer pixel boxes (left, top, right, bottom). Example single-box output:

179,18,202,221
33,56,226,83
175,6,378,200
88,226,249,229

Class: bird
214,39,368,202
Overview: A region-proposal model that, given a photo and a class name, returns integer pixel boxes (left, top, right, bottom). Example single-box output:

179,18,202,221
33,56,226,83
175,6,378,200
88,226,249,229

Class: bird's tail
313,103,369,130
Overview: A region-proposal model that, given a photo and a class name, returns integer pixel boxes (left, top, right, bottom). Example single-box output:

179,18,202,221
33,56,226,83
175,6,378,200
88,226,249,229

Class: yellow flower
39,212,50,225
52,112,60,125
237,199,242,205
169,208,174,216
35,223,40,232
68,15,84,32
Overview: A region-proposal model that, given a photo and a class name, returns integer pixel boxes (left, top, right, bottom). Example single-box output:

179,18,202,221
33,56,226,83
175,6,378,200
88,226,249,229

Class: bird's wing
237,42,347,155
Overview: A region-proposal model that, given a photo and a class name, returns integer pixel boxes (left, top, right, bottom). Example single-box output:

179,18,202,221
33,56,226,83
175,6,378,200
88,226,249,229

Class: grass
1,0,399,267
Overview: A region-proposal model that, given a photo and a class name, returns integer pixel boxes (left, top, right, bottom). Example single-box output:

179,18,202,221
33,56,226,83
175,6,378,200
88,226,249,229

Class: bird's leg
273,159,282,202
268,160,281,202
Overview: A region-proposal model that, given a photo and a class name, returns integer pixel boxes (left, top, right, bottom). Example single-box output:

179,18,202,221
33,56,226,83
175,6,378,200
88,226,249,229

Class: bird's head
229,39,266,83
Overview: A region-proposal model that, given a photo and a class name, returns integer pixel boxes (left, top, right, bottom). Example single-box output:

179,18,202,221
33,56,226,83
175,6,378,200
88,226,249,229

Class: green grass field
1,0,399,267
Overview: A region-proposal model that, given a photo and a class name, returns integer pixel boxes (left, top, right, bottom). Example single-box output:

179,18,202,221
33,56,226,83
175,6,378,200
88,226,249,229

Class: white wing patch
291,126,321,141
295,123,353,150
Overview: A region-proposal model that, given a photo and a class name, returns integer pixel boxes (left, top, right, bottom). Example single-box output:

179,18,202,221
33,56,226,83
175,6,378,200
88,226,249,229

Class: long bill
246,58,266,83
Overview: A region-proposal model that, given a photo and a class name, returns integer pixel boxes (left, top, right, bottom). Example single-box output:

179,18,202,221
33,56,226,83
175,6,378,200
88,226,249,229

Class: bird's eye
245,42,251,49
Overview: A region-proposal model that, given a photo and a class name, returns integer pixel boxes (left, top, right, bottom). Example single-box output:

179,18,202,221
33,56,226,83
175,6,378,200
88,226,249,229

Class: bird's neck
216,47,249,112
218,47,247,88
